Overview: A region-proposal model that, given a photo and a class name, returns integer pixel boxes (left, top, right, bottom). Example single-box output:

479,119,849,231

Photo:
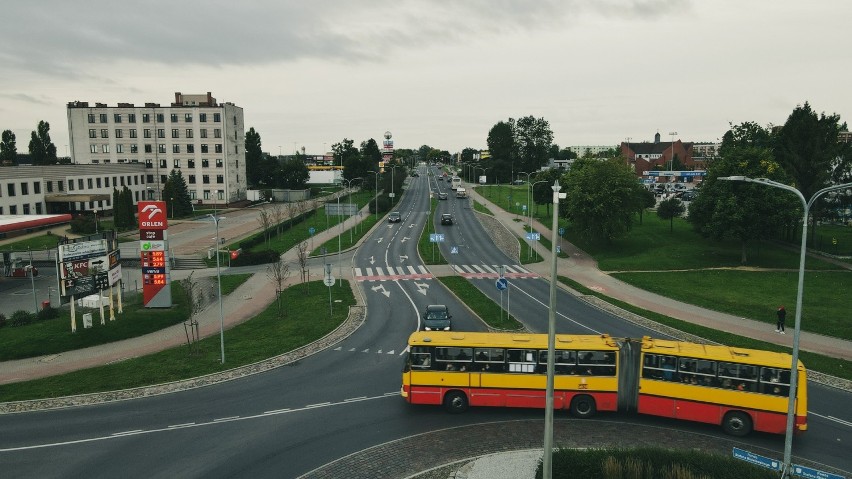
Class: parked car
422,304,452,331
512,179,525,185
388,211,401,223
440,213,453,225
437,192,448,200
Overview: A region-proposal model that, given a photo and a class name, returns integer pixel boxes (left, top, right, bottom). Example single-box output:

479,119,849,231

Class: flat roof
0,214,73,234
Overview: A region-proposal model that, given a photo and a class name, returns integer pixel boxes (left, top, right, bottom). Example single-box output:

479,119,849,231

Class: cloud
0,92,52,105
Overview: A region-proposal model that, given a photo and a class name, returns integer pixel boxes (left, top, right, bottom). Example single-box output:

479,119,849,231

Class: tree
277,157,310,189
719,121,773,158
657,197,686,232
163,170,193,217
562,158,645,244
514,115,554,173
331,138,362,181
635,187,657,225
256,207,273,250
179,272,204,355
245,127,264,186
28,121,57,165
487,121,515,182
530,168,563,216
360,139,382,164
266,256,291,319
1,130,17,165
688,146,796,264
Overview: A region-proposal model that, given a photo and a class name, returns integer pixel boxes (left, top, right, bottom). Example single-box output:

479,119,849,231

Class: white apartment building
67,92,246,206
567,145,618,158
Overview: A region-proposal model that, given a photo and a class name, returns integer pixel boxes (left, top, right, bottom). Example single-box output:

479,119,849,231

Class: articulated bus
401,332,807,437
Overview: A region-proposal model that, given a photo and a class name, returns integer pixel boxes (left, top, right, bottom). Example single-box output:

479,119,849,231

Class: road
0,165,850,477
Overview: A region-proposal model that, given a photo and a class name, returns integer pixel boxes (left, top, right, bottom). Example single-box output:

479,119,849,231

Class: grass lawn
438,277,522,331
1,233,63,251
0,280,353,401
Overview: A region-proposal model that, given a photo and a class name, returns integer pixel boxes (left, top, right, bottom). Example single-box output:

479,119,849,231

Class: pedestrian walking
776,305,786,334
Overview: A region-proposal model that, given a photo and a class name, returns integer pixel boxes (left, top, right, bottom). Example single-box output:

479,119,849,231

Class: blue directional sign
558,227,565,236
556,245,561,254
732,448,780,471
308,227,316,235
525,232,541,241
429,233,445,243
792,464,845,479
495,277,508,291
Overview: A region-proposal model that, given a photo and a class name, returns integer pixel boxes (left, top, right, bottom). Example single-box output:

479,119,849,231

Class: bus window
578,351,616,376
538,350,577,374
410,347,432,370
760,367,791,396
507,349,537,373
436,347,473,371
642,354,677,381
474,348,506,372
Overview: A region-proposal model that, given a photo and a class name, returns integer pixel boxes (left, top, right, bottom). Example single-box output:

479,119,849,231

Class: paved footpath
467,186,852,362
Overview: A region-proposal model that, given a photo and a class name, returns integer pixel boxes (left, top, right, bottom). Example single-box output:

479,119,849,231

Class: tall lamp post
720,176,852,478
208,213,226,364
367,170,379,220
668,131,678,172
343,177,362,244
93,208,99,234
27,247,37,313
390,164,399,205
517,172,532,232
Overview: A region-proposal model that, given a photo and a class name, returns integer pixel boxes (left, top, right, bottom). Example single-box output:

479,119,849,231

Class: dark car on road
440,213,453,225
422,304,452,331
388,211,401,223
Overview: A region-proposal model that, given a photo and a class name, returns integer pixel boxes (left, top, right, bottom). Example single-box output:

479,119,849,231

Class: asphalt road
0,165,850,478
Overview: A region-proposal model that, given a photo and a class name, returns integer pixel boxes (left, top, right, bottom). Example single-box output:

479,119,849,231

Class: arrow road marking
414,281,430,296
371,284,391,298
369,256,375,265
399,255,408,262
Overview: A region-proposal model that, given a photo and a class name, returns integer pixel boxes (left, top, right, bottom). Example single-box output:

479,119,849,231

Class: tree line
0,121,64,166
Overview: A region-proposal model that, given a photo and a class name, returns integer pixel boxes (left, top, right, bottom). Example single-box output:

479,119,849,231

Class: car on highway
437,192,448,200
388,211,401,223
422,304,452,331
440,213,453,225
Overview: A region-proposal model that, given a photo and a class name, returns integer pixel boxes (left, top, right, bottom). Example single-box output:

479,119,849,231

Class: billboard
138,201,171,308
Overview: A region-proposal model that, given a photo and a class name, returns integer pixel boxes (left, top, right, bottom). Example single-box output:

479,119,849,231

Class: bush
0,313,6,328
37,306,60,321
10,310,35,327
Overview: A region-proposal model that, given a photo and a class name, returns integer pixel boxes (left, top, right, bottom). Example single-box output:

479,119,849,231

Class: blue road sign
429,233,445,243
308,227,316,235
495,277,508,291
525,232,541,241
732,448,781,471
558,227,565,236
556,245,561,254
792,464,845,479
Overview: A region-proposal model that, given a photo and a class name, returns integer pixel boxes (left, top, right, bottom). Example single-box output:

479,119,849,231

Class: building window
46,181,53,193
186,144,194,153
131,144,138,153
202,159,209,168
34,182,41,194
129,129,137,138
186,129,193,138
214,128,221,138
170,113,178,122
189,175,196,184
144,129,151,138
68,180,74,191
157,129,165,138
101,129,108,138
199,113,207,122
92,159,100,164
215,144,223,153
160,159,167,168
203,190,210,200
144,144,152,153
158,144,166,153
96,178,101,188
174,159,181,168
188,159,195,168
102,144,110,153
213,113,221,122
99,113,108,123
21,182,29,195
78,179,84,189
88,113,96,123
142,113,150,123
172,144,180,153
90,145,98,153
87,178,93,189
35,203,43,214
88,129,96,138
156,113,164,122
216,174,224,184
115,129,123,138
114,113,122,123
9,205,16,214
216,159,223,168
202,175,210,184
160,174,167,184
185,113,192,122
58,181,64,191
172,128,179,138
116,144,124,153
200,129,207,138
128,113,136,123
218,190,224,201
190,190,196,200
104,177,110,187
23,204,30,214
235,145,239,154
201,144,208,153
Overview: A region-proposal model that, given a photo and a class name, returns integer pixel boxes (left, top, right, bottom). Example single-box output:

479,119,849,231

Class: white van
456,188,467,198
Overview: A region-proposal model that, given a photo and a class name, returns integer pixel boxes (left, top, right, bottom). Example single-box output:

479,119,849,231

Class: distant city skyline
1,1,849,156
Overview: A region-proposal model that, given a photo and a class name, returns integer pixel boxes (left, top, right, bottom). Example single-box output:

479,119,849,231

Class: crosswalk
353,264,538,281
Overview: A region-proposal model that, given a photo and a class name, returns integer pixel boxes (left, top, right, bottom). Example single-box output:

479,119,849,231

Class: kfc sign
138,201,168,230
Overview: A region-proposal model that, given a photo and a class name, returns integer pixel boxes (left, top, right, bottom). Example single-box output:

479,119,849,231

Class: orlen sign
138,201,168,230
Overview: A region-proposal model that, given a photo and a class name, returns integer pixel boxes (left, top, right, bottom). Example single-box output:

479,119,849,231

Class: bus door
617,339,641,412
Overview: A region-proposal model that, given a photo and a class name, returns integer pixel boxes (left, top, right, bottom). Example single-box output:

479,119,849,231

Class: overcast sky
1,0,849,156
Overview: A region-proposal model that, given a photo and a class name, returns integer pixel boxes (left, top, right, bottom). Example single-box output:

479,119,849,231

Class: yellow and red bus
401,332,807,437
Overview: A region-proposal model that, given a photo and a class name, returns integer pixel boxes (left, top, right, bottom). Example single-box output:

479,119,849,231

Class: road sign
323,276,335,287
389,193,396,198
450,246,458,254
495,277,508,291
522,205,527,212
526,232,541,241
732,448,780,471
558,227,565,236
792,464,845,479
556,245,561,254
429,233,445,243
309,227,316,235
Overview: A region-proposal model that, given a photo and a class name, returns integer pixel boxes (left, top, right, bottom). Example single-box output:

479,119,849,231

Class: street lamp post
720,175,852,478
208,213,226,364
668,131,678,172
517,171,532,231
367,170,379,220
28,247,37,313
543,180,565,479
343,177,362,244
170,197,174,218
93,209,99,233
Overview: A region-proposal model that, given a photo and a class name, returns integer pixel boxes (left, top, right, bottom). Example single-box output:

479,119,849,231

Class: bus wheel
443,391,468,414
722,411,752,436
570,395,596,418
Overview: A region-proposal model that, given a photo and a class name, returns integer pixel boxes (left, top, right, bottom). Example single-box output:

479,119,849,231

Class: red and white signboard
138,201,171,307
138,201,169,230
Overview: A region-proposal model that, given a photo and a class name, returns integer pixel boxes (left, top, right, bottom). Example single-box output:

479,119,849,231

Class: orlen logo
138,201,168,230
141,204,163,220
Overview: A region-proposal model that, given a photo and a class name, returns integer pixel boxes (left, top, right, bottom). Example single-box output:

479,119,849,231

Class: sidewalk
468,186,852,362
